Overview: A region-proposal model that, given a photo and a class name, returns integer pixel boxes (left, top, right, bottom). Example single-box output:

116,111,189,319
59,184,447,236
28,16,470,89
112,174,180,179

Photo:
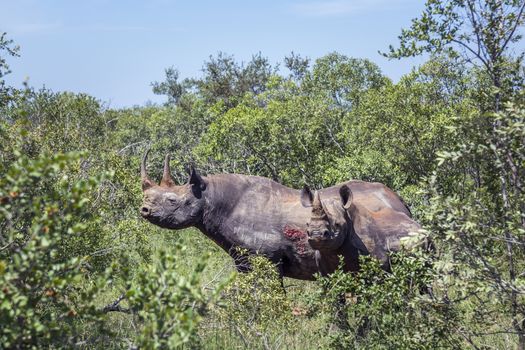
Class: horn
141,147,153,190
311,191,326,218
160,154,175,187
312,191,322,208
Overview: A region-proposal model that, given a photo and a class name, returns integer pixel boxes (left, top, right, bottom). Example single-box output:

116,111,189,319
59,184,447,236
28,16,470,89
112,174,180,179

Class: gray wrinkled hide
142,170,417,280
325,182,422,271
345,187,422,269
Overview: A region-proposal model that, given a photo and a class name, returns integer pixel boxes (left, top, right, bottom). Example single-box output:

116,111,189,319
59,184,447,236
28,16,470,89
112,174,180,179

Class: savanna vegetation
1,1,525,348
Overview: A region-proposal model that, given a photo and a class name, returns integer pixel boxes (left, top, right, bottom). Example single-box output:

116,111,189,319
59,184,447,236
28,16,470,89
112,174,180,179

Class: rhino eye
165,194,179,203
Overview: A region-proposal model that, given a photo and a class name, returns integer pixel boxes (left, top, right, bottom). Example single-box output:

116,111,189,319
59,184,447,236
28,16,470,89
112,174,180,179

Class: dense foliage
1,1,524,348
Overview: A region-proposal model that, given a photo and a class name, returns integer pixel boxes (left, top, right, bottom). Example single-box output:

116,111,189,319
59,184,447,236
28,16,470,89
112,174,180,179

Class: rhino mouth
141,211,159,223
307,230,343,250
308,229,333,242
140,209,166,226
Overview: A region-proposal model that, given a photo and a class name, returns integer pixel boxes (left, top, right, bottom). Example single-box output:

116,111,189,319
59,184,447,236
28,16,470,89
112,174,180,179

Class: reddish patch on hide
283,225,308,255
284,225,306,240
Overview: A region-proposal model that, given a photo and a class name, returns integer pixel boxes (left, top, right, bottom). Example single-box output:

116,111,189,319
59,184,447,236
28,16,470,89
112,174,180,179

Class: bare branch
500,2,525,57
117,140,148,155
102,294,132,314
465,0,484,59
450,38,491,71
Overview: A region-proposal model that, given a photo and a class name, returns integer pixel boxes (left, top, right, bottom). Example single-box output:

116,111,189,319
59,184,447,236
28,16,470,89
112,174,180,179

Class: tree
0,32,20,107
151,67,187,106
0,147,107,348
303,53,387,110
387,4,525,347
153,52,276,109
385,0,525,111
0,99,224,349
196,93,346,188
284,51,311,83
340,57,477,189
425,98,525,349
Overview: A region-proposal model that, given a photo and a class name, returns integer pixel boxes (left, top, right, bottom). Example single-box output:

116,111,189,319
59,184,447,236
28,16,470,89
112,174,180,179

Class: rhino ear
300,185,314,207
189,166,206,191
339,185,353,210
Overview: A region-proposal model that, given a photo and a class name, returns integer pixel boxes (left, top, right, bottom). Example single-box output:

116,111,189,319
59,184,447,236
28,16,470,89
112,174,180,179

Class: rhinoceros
300,183,423,271
139,151,417,279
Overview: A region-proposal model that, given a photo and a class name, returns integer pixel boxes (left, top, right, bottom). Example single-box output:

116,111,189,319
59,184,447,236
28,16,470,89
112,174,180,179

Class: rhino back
320,180,419,265
203,174,323,278
349,203,421,265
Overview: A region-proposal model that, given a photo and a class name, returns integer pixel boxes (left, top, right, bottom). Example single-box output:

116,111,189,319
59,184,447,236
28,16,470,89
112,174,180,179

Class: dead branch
102,293,132,314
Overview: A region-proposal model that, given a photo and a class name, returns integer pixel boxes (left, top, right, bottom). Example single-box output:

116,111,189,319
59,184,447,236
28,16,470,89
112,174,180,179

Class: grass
84,228,520,349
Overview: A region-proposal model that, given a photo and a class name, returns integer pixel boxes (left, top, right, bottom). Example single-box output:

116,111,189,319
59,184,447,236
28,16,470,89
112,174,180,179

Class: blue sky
1,0,427,107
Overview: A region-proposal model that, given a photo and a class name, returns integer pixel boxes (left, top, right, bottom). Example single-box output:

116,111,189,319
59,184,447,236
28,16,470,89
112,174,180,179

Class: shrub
0,142,107,348
204,254,296,349
311,254,454,349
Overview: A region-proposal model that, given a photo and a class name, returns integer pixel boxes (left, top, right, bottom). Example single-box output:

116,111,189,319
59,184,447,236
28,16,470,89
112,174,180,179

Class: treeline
1,1,525,348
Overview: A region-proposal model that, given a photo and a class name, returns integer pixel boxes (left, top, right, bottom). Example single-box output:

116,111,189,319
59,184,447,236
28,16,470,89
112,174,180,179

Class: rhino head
300,184,353,251
140,150,207,229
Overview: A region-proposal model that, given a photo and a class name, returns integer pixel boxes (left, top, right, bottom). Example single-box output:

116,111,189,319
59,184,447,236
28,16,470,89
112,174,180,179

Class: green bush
0,129,225,349
125,246,225,349
204,254,297,349
423,98,525,348
0,141,108,348
310,254,454,349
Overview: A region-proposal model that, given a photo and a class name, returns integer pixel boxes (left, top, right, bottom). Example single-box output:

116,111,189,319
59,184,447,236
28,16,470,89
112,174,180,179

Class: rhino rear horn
160,154,175,187
312,191,322,209
311,191,327,218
